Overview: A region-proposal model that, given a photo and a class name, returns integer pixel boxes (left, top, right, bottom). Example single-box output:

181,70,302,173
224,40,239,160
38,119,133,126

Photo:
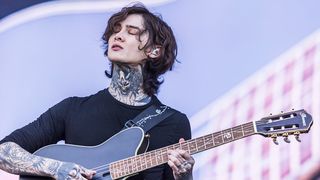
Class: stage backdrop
191,30,320,179
1,0,320,179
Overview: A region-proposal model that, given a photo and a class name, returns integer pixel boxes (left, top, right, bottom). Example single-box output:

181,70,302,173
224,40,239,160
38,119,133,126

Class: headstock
255,109,313,144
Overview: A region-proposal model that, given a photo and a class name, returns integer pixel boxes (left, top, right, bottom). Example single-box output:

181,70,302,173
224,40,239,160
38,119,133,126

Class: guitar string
91,126,255,173
90,127,255,177
93,127,255,177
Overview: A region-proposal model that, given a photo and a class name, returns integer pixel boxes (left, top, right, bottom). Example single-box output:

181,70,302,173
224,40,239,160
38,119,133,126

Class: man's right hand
54,162,96,180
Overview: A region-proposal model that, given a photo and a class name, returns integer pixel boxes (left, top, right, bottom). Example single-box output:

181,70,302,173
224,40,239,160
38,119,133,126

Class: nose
114,31,125,42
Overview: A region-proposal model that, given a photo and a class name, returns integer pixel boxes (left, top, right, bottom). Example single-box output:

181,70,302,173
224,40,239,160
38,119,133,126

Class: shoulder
49,89,109,114
160,105,190,131
61,89,108,105
170,108,189,123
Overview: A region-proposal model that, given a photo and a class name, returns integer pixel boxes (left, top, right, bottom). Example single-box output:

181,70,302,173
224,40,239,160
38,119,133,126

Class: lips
111,44,123,51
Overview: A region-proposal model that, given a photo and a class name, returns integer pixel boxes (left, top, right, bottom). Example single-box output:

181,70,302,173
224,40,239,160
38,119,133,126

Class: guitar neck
110,122,256,179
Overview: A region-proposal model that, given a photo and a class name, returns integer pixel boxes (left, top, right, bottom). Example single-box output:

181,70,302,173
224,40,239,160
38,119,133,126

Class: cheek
140,35,149,47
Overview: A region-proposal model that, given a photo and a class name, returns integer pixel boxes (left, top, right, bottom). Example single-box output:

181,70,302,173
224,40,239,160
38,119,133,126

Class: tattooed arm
0,142,95,179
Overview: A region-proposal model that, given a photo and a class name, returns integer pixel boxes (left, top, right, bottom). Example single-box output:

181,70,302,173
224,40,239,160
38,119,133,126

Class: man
0,3,194,180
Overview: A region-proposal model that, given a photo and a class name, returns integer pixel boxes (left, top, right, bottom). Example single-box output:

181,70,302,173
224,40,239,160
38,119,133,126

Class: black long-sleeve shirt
0,89,191,179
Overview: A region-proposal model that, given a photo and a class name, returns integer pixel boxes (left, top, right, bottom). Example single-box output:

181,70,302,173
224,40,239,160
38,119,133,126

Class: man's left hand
167,138,194,180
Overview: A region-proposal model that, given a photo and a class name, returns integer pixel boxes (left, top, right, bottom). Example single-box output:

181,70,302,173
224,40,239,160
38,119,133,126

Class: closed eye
128,28,140,35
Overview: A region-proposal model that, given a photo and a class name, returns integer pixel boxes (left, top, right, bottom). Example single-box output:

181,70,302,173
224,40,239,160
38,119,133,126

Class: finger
169,149,185,162
69,169,78,177
181,161,192,170
177,149,195,164
79,166,96,179
168,154,183,168
73,171,87,180
167,159,180,173
168,150,185,167
80,175,88,180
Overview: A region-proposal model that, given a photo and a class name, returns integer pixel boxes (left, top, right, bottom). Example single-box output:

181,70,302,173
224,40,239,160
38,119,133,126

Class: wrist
45,159,63,179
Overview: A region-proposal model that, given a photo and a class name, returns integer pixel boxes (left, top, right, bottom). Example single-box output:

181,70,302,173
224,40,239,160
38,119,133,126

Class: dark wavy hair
102,3,177,96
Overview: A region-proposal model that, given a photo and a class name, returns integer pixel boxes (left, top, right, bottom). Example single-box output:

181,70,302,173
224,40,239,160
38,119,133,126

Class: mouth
111,44,123,51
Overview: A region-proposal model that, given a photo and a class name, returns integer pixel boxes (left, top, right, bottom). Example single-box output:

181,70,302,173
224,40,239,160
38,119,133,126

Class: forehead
119,14,145,28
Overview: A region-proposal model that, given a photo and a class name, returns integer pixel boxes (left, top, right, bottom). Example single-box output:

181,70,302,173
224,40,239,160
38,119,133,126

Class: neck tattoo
108,63,151,106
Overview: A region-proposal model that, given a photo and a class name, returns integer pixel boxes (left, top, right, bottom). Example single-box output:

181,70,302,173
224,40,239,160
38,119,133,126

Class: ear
147,46,161,59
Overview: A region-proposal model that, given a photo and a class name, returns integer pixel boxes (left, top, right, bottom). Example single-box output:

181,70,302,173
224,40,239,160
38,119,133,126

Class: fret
181,142,189,153
121,160,126,177
188,139,197,154
213,131,223,145
195,138,198,151
141,153,147,170
110,163,115,178
150,151,156,166
125,159,130,175
118,161,123,177
231,128,234,139
135,155,142,172
155,149,163,164
196,137,206,151
145,152,152,168
116,161,121,177
126,159,131,175
203,134,214,149
122,159,128,176
211,133,215,147
241,124,245,136
127,158,133,174
232,125,243,140
221,131,225,143
243,122,254,136
134,156,138,173
161,148,168,162
116,162,121,178
187,141,191,153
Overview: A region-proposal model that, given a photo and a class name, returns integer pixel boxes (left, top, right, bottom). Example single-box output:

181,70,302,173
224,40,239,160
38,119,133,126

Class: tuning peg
281,111,284,113
272,137,279,145
271,134,279,145
284,137,290,143
282,132,290,143
294,131,301,142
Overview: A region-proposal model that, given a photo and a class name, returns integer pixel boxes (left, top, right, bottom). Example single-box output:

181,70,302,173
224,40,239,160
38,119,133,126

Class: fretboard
110,121,255,179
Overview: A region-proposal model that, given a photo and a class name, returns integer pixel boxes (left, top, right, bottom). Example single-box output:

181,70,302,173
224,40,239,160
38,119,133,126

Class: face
107,14,149,64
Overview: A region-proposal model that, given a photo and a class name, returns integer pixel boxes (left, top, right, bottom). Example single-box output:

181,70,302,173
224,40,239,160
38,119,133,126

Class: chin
107,54,122,62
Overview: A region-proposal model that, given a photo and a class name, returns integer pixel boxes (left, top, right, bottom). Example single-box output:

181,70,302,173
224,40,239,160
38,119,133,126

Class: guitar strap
123,104,176,132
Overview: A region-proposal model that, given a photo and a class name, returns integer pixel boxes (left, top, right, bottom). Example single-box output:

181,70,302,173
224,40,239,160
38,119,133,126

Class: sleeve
0,97,73,153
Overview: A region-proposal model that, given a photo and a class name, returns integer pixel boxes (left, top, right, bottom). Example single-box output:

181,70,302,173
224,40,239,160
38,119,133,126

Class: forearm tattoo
109,63,151,106
0,142,61,177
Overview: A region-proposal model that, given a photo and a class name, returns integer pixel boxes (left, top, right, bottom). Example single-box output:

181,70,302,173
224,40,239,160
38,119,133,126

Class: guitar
20,109,313,180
